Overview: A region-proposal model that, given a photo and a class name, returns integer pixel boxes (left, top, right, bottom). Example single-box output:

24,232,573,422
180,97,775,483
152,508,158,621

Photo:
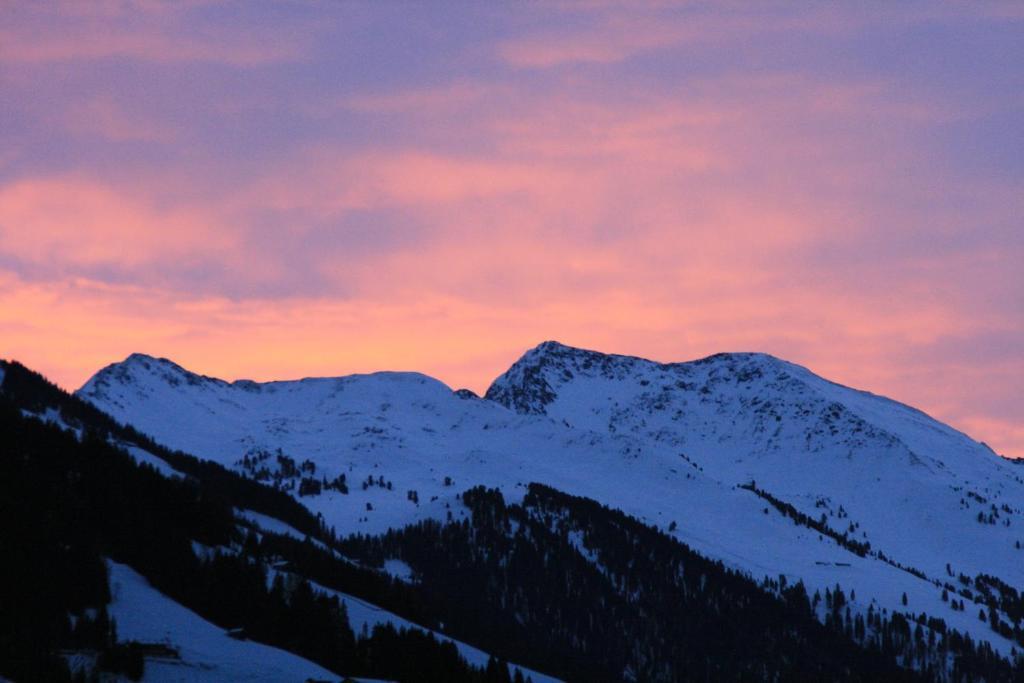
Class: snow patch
121,444,182,479
382,558,416,583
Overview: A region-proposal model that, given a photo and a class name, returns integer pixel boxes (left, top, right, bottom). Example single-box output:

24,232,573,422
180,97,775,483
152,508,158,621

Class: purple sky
1,2,1022,456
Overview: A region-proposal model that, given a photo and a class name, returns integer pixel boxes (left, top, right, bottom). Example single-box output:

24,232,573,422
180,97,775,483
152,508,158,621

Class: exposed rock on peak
485,341,788,415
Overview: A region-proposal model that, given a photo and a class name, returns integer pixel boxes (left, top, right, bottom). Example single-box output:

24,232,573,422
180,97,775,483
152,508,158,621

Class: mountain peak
519,341,785,369
80,352,227,401
125,351,161,363
122,352,192,373
484,341,628,414
485,342,787,415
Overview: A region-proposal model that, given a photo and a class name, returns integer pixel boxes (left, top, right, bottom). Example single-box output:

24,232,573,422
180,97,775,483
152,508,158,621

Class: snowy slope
295,576,560,683
236,511,561,682
487,343,1024,585
78,344,1024,657
108,538,555,683
106,560,339,682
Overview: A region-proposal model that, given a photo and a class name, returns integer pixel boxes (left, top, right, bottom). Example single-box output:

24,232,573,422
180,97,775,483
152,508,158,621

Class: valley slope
78,342,1024,659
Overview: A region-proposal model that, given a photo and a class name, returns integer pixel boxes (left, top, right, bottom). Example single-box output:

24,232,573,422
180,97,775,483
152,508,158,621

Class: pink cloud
3,266,1020,459
341,83,507,115
225,77,1014,311
0,4,310,65
0,178,233,268
497,15,696,68
63,96,176,142
0,3,1019,461
494,6,860,69
495,3,1016,69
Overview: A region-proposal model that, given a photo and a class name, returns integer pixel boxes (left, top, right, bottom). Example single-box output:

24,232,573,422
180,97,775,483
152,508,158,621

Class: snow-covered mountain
488,343,1024,584
78,342,1024,658
1,358,558,683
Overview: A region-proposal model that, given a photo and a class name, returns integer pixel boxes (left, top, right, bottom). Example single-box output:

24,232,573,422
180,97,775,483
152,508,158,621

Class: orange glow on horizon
1,3,1021,457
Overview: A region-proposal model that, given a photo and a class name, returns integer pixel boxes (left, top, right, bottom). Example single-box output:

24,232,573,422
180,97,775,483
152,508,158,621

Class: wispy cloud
0,177,234,273
63,96,176,142
0,2,311,65
0,2,1020,457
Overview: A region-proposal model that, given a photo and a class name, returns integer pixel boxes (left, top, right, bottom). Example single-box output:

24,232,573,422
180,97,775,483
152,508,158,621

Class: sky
0,1,1022,456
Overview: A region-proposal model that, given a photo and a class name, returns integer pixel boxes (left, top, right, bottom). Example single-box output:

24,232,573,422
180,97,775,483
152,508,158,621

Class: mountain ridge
73,342,1024,670
84,342,996,463
86,351,451,395
488,340,976,448
490,340,1001,474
